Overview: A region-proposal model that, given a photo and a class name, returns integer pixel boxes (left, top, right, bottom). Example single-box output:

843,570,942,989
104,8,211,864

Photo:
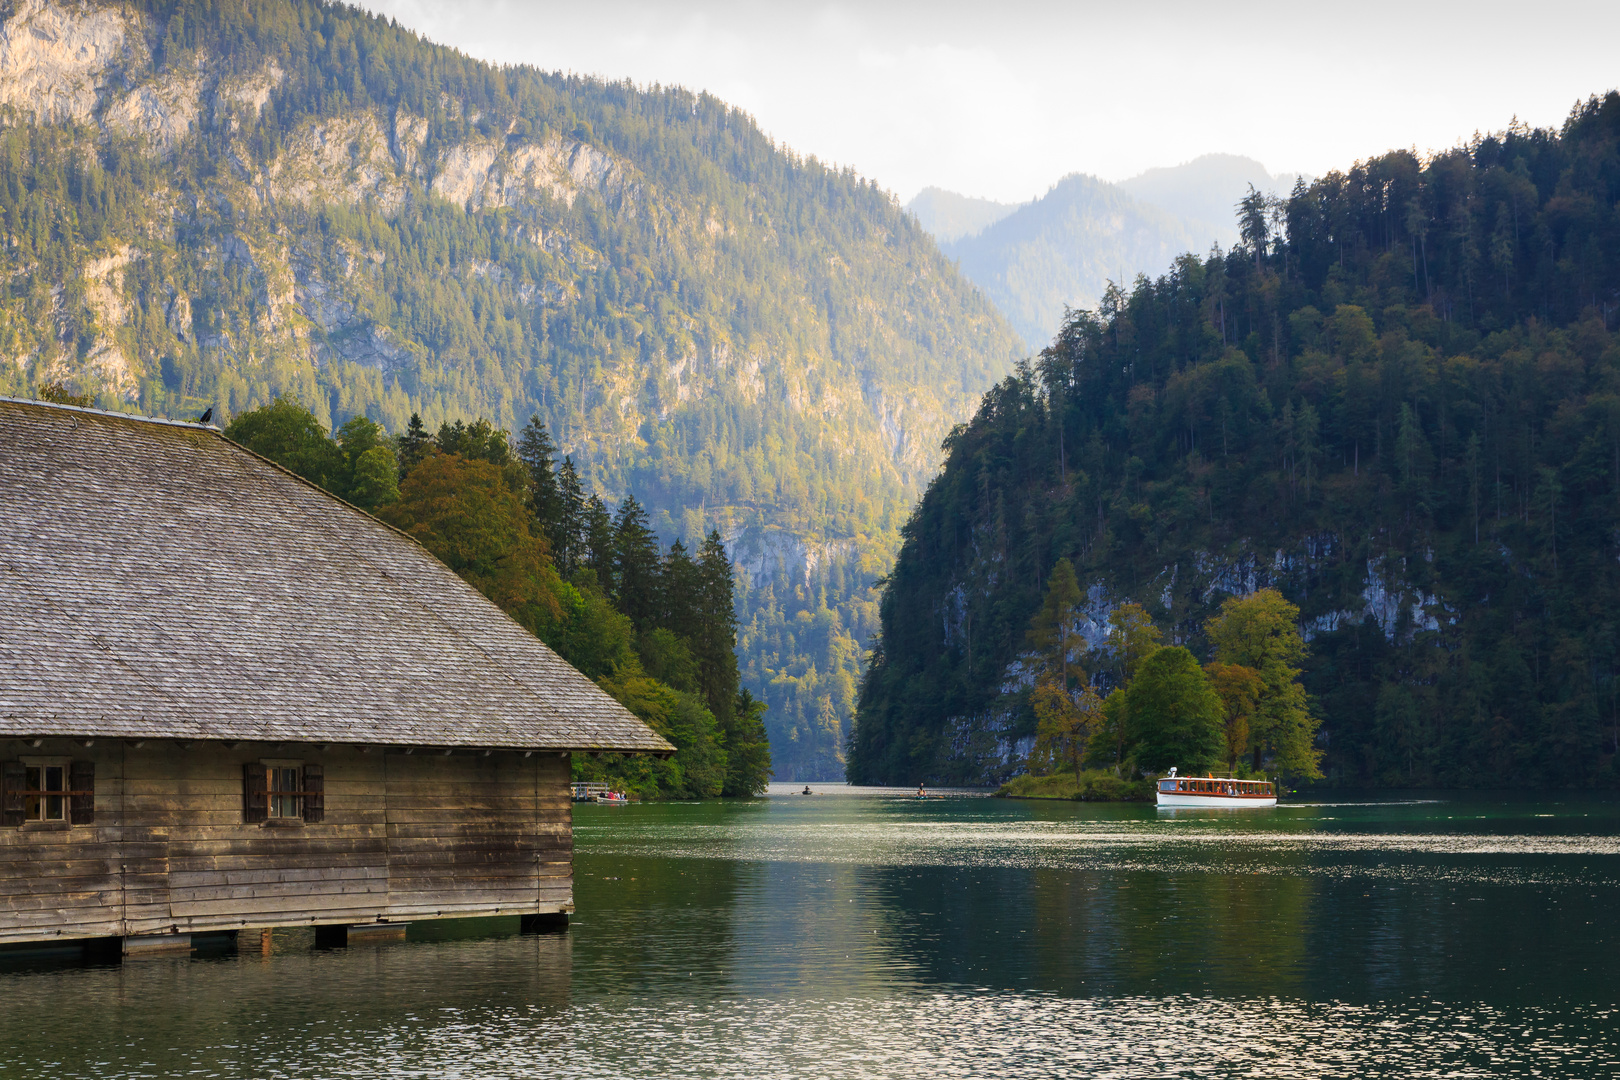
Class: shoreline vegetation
987,582,1317,804
212,397,773,801
994,771,1154,802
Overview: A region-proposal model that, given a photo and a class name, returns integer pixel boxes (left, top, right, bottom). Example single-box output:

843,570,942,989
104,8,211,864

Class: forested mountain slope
912,161,1301,350
1117,154,1301,246
907,186,1016,244
936,174,1205,348
0,0,1024,780
852,97,1620,789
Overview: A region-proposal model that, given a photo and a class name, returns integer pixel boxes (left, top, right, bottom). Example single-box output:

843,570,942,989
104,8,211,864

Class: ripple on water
582,817,1620,889
227,995,1619,1080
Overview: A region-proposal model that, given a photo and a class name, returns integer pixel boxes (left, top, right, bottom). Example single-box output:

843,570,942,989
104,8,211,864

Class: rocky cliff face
930,534,1466,787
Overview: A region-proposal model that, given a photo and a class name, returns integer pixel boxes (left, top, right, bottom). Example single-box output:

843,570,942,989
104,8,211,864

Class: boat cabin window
1158,776,1273,795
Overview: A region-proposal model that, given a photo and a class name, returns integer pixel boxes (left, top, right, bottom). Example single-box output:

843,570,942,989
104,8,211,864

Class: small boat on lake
1155,768,1276,808
573,782,629,804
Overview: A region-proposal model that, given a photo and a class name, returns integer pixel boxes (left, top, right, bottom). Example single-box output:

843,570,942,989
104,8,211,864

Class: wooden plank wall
0,739,574,945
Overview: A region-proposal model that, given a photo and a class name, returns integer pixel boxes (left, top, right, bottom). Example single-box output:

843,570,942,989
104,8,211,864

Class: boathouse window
270,766,301,819
26,762,66,821
1,759,92,826
244,761,324,825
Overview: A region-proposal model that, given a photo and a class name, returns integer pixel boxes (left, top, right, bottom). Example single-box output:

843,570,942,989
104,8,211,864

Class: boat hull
1156,791,1276,808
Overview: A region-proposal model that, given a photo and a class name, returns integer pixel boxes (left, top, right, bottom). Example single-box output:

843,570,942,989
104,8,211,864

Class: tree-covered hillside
852,95,1620,789
940,173,1205,348
0,0,1024,780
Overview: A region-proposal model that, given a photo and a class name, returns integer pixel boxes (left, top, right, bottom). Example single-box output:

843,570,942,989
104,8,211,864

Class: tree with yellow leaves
1025,560,1101,778
1205,589,1321,780
1204,661,1263,773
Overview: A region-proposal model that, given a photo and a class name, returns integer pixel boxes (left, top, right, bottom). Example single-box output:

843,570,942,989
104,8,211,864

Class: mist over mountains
908,155,1300,346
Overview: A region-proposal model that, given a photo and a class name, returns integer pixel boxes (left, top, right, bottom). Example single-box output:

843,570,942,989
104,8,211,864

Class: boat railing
1156,776,1275,796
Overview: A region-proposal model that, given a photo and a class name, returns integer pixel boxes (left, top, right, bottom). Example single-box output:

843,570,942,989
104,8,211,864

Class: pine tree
1025,558,1097,778
1026,558,1084,688
583,494,615,593
397,412,432,477
613,495,661,626
436,419,510,465
516,415,562,542
553,457,587,573
721,688,773,796
694,530,741,723
659,540,700,640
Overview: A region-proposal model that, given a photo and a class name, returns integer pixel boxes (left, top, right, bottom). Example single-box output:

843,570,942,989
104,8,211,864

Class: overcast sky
363,0,1620,206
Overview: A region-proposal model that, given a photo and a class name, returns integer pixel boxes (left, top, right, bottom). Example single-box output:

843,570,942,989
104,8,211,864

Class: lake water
2,786,1617,1078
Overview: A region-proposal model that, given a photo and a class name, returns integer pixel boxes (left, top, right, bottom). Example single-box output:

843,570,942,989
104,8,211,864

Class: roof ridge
0,394,218,431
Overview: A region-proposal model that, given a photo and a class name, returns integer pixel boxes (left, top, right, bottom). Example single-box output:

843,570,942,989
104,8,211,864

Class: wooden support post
345,923,408,945
122,934,192,959
314,923,409,948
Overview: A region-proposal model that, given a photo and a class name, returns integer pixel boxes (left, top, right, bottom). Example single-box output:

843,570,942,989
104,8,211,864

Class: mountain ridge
0,0,1026,781
907,156,1302,347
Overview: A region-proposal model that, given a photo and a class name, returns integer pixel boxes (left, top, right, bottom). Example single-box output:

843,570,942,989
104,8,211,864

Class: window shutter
70,761,95,825
303,763,324,823
1,762,23,827
244,763,267,823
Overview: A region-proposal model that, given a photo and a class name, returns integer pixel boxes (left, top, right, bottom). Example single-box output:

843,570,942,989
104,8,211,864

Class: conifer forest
853,94,1620,789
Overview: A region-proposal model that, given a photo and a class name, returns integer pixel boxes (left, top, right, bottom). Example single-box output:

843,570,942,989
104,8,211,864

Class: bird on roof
198,407,214,424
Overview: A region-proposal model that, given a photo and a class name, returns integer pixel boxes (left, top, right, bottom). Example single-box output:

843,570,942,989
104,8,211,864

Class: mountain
851,94,1620,790
907,186,1017,244
934,173,1204,348
0,0,1025,782
909,158,1302,349
1118,153,1302,243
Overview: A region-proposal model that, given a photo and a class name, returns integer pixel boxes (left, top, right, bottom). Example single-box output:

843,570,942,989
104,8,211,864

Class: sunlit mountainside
0,0,1025,780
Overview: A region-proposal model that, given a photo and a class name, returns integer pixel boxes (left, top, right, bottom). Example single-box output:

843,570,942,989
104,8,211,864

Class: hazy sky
364,0,1620,205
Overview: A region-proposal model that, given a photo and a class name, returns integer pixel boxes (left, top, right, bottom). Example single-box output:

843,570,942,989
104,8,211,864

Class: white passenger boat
1155,768,1276,807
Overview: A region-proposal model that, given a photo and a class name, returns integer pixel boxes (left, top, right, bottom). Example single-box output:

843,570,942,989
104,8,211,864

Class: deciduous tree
1126,646,1225,774
1205,589,1321,779
1205,661,1263,773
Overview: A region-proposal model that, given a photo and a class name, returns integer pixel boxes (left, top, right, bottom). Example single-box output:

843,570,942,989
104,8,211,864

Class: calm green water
1,787,1617,1078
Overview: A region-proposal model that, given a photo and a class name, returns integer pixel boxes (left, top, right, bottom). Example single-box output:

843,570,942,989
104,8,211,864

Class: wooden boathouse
0,397,672,955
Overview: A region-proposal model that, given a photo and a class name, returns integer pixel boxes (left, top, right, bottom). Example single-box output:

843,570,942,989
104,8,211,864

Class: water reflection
0,789,1614,1078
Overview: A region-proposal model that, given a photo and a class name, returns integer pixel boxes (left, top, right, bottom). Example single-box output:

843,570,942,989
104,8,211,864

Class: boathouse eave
0,729,675,756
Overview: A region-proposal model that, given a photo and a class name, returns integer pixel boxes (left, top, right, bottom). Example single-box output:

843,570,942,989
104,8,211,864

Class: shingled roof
0,397,672,753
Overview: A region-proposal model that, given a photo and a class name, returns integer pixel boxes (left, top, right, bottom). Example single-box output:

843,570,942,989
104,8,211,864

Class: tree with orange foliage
1204,661,1263,773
